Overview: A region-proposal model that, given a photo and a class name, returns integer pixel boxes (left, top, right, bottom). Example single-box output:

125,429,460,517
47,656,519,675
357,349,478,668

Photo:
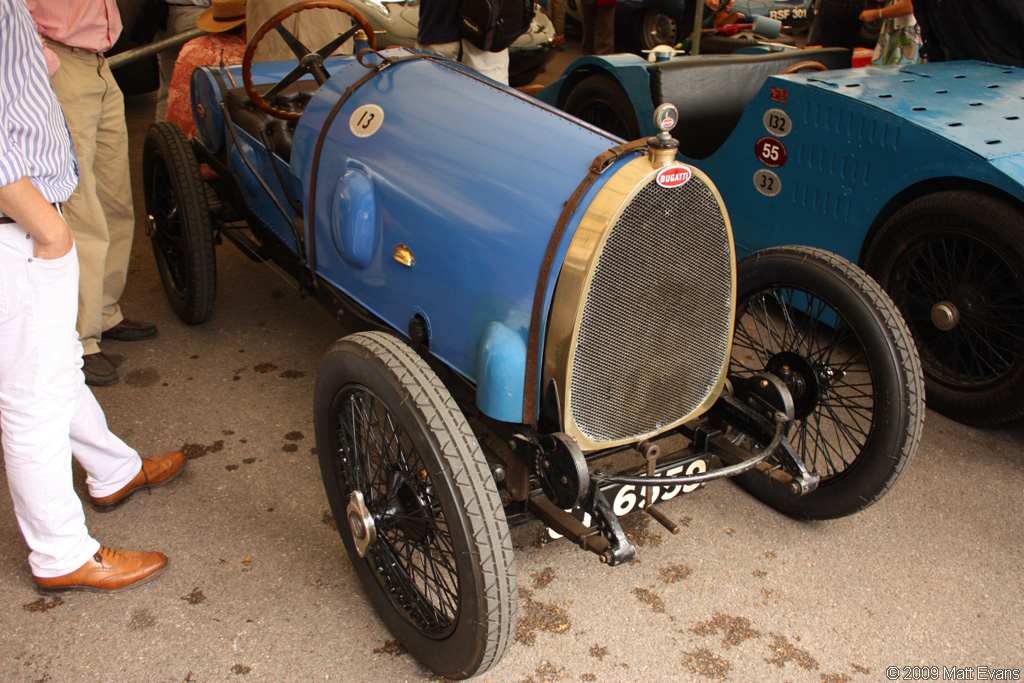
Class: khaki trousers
47,42,134,356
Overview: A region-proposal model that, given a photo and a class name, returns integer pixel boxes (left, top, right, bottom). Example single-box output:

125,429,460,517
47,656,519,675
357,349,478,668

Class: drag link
595,415,789,489
637,439,682,534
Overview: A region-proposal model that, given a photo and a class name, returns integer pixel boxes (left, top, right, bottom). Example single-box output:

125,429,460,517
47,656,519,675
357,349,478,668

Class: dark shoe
83,352,118,387
35,546,167,593
90,451,187,510
101,319,157,342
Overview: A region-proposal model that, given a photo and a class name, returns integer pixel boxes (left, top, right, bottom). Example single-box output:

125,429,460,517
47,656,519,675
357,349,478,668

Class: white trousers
416,41,510,85
0,223,140,578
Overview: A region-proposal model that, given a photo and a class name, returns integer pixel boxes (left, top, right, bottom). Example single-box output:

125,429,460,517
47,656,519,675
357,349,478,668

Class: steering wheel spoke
317,25,362,59
263,65,311,100
272,22,314,60
242,0,378,121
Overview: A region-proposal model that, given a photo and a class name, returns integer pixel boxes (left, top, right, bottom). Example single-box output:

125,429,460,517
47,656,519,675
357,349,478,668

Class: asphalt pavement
0,40,1022,683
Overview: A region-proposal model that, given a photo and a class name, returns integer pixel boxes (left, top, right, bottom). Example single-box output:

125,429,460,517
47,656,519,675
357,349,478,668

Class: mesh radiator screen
569,177,733,443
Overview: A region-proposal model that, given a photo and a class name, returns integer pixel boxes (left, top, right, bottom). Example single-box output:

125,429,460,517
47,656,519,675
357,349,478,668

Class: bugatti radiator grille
569,176,733,444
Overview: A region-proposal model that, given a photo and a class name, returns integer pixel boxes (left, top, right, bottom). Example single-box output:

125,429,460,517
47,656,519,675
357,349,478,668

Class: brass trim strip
544,160,737,451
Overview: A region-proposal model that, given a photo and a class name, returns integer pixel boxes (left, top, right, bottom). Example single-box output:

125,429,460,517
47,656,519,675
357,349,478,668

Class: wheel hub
766,352,823,420
537,433,590,510
930,300,960,331
300,52,323,71
383,469,431,543
641,11,677,48
346,490,376,558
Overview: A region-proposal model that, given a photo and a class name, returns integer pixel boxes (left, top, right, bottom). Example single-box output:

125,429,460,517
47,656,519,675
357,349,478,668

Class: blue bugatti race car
143,1,923,677
540,52,1024,426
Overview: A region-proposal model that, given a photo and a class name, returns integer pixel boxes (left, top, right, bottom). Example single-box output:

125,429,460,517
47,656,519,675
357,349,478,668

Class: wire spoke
734,282,877,481
330,385,460,637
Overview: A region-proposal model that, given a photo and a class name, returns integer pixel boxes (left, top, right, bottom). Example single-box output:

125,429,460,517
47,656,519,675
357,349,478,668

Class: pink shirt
25,0,123,74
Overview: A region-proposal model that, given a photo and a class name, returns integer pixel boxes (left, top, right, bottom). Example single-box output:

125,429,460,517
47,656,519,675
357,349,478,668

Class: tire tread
334,331,517,678
143,121,217,324
736,246,924,519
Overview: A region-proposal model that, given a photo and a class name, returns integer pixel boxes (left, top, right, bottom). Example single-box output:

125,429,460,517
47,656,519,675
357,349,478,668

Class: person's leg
48,45,110,359
581,1,596,54
0,228,99,578
156,5,208,122
593,5,616,55
551,0,567,37
70,391,142,499
92,58,135,336
460,42,510,84
807,0,825,45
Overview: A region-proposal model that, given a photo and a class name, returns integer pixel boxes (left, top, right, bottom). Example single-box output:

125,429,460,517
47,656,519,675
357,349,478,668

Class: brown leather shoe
101,319,157,342
90,451,187,511
35,546,167,593
83,352,118,387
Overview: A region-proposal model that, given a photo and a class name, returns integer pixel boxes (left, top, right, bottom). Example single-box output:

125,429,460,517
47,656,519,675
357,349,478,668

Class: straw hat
197,0,247,33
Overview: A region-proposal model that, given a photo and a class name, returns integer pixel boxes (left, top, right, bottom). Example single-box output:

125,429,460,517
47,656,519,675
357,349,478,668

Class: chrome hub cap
346,490,376,558
931,301,960,331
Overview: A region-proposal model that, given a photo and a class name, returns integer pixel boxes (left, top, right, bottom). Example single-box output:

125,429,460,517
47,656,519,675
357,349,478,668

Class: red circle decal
656,165,692,188
755,136,788,168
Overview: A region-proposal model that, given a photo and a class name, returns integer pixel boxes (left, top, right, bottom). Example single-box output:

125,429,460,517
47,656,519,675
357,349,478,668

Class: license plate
545,455,710,541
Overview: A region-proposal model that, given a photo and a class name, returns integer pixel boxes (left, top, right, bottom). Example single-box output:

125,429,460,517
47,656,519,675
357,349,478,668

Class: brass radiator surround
543,157,737,452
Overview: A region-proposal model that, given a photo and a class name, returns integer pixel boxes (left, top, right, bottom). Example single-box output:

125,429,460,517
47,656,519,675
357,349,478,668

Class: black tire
636,9,677,51
509,65,542,88
864,191,1024,425
563,73,642,141
730,246,924,519
142,121,216,324
314,331,517,680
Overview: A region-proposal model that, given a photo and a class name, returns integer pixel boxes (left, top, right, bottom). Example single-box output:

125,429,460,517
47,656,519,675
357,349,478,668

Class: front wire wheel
314,332,517,679
729,247,924,519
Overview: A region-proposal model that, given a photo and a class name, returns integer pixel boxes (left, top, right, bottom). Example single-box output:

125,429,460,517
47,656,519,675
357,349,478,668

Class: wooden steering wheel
242,0,377,121
779,61,828,74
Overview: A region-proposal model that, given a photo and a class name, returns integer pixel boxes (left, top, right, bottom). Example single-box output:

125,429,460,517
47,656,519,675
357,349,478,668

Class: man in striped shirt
0,0,184,593
27,0,158,387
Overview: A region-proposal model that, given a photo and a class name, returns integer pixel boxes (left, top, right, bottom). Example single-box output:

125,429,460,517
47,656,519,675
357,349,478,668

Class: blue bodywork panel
796,61,1024,160
540,58,1024,264
193,50,626,423
698,61,1024,262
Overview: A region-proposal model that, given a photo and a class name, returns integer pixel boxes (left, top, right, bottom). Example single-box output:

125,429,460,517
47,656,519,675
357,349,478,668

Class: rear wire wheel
142,121,216,324
637,9,678,50
314,331,517,679
864,191,1024,425
563,73,642,141
729,246,924,519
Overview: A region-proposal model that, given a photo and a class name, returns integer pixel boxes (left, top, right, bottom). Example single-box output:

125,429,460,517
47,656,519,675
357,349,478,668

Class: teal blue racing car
541,54,1024,425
